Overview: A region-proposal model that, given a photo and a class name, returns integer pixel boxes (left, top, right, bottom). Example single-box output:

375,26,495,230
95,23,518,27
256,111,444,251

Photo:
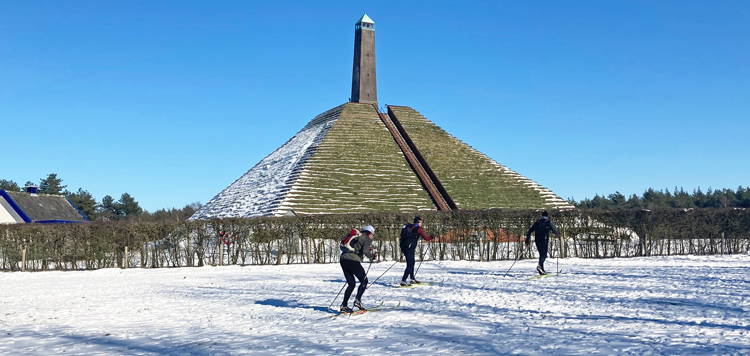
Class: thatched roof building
0,187,89,224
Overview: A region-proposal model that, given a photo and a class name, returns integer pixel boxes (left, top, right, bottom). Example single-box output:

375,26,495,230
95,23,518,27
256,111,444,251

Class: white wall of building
0,196,23,224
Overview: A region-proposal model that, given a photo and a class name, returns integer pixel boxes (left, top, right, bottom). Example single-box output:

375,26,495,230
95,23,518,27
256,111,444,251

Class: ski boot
400,280,411,287
340,305,353,314
536,264,547,275
353,299,366,311
410,279,421,284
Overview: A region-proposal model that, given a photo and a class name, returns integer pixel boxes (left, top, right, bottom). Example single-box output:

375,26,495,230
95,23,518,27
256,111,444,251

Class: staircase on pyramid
190,15,572,220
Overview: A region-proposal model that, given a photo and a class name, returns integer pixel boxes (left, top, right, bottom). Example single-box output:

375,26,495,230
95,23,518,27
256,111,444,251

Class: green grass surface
279,103,435,214
389,105,570,210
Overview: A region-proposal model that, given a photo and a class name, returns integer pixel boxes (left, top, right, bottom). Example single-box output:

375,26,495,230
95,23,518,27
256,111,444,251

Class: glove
525,237,531,245
373,252,378,260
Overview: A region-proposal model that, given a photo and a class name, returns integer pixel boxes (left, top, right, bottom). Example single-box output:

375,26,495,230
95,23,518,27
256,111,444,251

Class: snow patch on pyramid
190,105,345,220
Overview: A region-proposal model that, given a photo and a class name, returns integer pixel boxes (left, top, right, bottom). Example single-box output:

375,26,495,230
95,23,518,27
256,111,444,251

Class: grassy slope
389,105,568,209
280,103,435,214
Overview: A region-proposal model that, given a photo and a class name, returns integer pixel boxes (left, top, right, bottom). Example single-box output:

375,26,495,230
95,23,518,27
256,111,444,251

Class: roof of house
1,191,88,223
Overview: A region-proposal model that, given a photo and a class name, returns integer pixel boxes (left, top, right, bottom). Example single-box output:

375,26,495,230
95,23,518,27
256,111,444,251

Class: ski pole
365,257,373,277
556,235,560,274
503,242,524,277
362,257,374,289
367,258,400,289
416,235,439,279
414,244,424,278
327,283,348,311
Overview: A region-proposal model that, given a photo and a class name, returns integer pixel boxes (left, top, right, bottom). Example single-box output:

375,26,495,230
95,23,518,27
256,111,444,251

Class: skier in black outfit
339,225,377,313
525,211,560,275
400,216,435,286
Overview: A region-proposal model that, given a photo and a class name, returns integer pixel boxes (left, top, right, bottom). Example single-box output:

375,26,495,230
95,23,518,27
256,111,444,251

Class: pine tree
572,186,747,209
694,187,706,207
117,193,142,218
608,191,626,206
67,188,97,220
98,195,121,221
38,173,67,194
624,194,642,209
0,179,20,192
183,202,202,218
741,187,750,208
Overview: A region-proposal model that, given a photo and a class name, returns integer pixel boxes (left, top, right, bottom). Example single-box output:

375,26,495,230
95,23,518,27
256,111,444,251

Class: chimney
24,185,38,194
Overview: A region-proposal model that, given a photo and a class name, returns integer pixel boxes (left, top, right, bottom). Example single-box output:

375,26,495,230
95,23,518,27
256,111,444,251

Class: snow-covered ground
1,255,749,355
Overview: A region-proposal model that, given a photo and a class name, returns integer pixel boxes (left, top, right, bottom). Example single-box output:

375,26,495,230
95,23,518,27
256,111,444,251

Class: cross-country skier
340,225,377,313
525,211,560,275
400,216,435,286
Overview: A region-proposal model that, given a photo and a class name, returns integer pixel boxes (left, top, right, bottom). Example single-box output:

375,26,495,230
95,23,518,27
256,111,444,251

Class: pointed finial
356,14,374,24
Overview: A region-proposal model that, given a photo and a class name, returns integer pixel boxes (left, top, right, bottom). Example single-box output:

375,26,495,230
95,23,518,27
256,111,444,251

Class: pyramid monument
191,14,572,220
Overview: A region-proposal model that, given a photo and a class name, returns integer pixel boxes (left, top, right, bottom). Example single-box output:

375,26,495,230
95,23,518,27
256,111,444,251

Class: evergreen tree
142,202,201,222
694,187,706,207
737,186,750,208
146,208,173,221
671,187,694,208
573,186,747,209
624,194,643,209
67,188,97,220
184,202,202,217
642,188,664,209
608,191,626,206
38,173,67,194
117,193,142,218
591,194,610,209
97,195,120,221
0,179,20,192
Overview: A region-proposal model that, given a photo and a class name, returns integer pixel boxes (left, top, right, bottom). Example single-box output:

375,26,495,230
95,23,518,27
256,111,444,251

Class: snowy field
1,254,749,355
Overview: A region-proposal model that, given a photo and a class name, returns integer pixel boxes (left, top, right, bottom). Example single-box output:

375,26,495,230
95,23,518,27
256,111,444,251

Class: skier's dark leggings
340,259,368,306
535,237,549,270
401,239,418,282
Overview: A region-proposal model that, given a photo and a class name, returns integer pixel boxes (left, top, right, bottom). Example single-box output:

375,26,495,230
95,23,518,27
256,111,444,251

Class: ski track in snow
1,255,749,355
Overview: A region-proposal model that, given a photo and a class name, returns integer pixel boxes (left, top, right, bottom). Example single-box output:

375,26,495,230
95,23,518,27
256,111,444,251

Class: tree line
573,186,750,210
0,174,200,222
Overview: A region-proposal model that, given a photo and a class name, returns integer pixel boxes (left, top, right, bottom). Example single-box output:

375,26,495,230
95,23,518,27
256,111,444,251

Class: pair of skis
327,278,443,317
529,270,563,279
329,301,401,317
393,278,447,288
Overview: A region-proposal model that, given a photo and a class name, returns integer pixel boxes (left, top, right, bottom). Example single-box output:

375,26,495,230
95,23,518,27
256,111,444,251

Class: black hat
542,211,549,217
414,216,422,223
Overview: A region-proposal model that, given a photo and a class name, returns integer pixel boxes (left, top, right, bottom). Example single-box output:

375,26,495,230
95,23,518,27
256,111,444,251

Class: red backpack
340,229,361,253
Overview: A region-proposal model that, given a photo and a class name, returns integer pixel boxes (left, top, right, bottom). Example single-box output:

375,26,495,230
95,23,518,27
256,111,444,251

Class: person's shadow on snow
256,298,329,312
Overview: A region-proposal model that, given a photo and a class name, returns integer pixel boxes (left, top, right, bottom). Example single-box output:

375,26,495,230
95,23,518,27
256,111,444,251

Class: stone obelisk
351,14,377,104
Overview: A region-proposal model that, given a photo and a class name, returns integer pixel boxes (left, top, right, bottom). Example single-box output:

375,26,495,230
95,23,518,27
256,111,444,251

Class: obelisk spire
351,14,377,104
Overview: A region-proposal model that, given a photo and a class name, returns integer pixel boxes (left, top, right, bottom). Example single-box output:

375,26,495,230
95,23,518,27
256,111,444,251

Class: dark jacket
340,234,375,263
400,223,433,251
526,217,559,243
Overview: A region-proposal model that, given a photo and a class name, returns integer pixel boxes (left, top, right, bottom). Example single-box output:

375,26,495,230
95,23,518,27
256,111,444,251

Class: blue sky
1,1,748,211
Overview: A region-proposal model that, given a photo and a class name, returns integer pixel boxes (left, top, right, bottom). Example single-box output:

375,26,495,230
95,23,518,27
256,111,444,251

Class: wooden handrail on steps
387,105,458,211
371,104,455,212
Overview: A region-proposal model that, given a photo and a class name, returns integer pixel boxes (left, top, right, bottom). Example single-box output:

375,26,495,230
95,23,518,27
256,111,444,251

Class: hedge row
1,208,747,271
